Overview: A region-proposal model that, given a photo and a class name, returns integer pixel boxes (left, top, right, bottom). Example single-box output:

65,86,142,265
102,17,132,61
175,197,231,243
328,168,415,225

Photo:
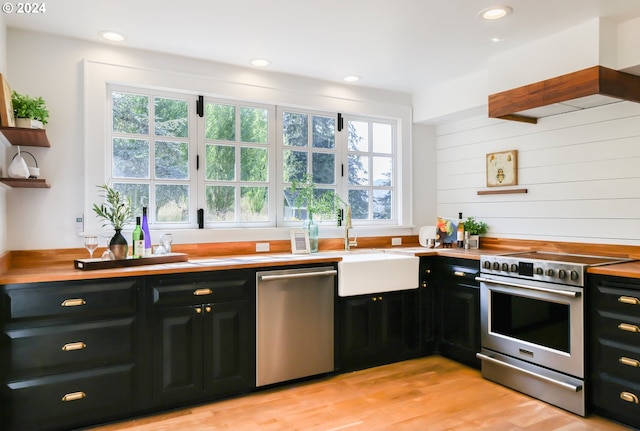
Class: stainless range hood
488,66,640,124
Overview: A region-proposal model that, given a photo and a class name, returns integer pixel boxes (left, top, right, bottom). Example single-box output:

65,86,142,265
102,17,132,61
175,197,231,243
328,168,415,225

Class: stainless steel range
476,251,631,416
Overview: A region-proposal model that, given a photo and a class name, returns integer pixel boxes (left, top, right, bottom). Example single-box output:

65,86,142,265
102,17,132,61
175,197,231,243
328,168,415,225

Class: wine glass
83,235,99,259
100,234,115,260
160,233,173,253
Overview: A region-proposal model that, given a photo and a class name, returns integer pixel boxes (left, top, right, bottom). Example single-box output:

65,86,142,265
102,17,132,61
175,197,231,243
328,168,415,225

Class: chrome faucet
344,206,357,251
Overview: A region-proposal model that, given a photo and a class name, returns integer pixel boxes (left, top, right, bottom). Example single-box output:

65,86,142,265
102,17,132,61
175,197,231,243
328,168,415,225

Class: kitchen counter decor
74,252,188,270
92,184,133,259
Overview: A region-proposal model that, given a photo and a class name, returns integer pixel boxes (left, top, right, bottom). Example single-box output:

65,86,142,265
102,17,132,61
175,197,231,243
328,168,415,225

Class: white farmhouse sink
337,252,419,297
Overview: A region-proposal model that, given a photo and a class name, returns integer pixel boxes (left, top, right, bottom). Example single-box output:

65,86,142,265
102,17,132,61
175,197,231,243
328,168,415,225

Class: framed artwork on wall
0,74,15,127
486,150,517,187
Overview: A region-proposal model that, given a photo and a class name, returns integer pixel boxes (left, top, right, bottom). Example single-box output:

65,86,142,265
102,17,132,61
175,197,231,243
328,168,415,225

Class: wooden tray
74,253,188,270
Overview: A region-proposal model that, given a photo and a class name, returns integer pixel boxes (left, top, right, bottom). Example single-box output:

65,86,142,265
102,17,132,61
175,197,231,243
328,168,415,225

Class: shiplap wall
436,101,640,246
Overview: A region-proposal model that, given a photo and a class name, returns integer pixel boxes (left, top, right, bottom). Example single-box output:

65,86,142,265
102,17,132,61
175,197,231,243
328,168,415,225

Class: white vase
15,118,44,129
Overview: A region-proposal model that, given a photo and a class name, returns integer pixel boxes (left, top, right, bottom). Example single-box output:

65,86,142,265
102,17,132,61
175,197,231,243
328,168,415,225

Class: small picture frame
0,73,15,127
486,150,517,187
290,229,310,254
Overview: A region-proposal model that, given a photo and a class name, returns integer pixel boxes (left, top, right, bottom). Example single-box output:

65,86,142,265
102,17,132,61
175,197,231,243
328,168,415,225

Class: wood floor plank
88,356,632,431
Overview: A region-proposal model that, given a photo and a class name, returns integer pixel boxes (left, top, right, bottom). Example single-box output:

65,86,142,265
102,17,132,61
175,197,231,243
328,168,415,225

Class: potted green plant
11,91,49,129
464,216,489,249
92,184,133,259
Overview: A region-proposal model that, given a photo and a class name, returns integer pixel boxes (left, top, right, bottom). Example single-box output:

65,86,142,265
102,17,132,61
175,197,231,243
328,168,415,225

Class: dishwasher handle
259,269,337,282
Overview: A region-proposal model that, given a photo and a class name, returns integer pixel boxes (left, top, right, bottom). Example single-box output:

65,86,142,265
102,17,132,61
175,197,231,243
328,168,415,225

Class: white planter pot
468,234,480,249
15,118,44,129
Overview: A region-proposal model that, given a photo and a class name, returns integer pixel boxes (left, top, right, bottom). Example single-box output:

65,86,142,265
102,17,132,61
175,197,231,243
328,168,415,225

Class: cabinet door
420,257,437,354
339,296,377,371
203,300,253,397
377,290,419,363
152,306,203,405
439,283,480,368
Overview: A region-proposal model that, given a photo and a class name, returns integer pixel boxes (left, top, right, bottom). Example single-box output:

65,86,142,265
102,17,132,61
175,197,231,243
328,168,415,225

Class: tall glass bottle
142,207,151,256
457,212,465,248
132,216,144,258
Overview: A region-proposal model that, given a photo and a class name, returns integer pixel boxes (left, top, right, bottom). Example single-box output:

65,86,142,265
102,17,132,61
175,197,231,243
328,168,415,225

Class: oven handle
475,277,580,298
476,353,583,392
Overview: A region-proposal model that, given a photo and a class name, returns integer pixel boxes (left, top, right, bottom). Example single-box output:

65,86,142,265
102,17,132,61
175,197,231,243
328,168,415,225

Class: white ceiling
5,0,640,95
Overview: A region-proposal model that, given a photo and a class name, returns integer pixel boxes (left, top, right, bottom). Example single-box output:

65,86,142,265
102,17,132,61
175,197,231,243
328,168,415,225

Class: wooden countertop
587,260,640,279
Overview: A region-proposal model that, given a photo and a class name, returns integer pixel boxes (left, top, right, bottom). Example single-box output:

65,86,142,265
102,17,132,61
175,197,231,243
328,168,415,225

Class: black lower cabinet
149,270,255,408
339,289,419,372
419,257,437,354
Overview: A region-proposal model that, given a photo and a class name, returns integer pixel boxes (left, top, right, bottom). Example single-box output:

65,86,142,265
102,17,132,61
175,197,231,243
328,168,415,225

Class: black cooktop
503,251,631,266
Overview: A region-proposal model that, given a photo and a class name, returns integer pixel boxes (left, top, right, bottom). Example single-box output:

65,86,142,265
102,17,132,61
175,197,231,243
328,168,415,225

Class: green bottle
132,216,144,258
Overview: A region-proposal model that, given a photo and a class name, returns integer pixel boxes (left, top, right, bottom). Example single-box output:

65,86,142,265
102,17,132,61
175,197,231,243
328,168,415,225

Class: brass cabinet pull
425,269,431,274
620,391,639,404
61,391,86,402
618,296,640,305
195,307,202,314
619,357,640,368
454,271,465,277
61,298,86,307
62,342,86,352
205,306,212,313
193,288,212,296
618,323,640,333
421,281,427,288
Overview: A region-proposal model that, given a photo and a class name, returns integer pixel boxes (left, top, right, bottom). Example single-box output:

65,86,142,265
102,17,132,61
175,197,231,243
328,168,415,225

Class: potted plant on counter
464,216,488,249
11,91,49,129
92,184,133,259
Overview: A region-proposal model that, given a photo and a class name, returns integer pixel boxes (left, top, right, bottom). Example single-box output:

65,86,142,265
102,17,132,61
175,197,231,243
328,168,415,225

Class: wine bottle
142,207,151,257
457,212,464,248
132,216,144,258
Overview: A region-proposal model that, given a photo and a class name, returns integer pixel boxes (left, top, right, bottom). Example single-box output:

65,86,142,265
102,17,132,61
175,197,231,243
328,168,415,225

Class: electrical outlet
391,237,402,246
256,242,270,252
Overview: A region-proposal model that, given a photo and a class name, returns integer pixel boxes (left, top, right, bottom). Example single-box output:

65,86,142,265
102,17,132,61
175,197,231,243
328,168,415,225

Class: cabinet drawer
593,337,640,381
592,373,640,429
5,317,135,376
4,364,135,431
594,309,640,344
3,279,137,321
152,276,249,308
437,258,479,285
594,284,640,314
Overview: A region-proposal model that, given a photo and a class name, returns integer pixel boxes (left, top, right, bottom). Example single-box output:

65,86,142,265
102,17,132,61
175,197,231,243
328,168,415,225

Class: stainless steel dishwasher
256,266,336,387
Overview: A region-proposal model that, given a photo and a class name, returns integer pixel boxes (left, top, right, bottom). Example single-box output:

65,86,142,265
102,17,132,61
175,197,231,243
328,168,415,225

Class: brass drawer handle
61,298,86,307
619,357,640,368
618,323,640,333
205,306,212,313
454,271,465,277
193,288,212,296
62,342,86,352
61,391,86,402
620,391,639,404
619,296,640,305
195,307,202,314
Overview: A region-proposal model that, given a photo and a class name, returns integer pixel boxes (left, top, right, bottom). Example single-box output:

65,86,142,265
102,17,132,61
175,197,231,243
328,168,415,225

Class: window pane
206,144,235,181
349,189,369,220
348,154,369,185
113,183,149,221
312,116,335,149
312,152,335,184
372,156,392,186
155,184,189,222
373,190,392,220
154,97,188,138
240,147,268,182
241,186,268,221
113,138,149,179
155,141,189,180
206,185,235,222
372,123,392,154
348,121,368,152
206,103,235,141
240,107,268,143
112,92,149,135
283,112,308,147
283,150,308,183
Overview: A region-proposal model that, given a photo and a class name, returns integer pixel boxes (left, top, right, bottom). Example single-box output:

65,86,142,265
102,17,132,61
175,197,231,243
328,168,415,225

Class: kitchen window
108,85,397,229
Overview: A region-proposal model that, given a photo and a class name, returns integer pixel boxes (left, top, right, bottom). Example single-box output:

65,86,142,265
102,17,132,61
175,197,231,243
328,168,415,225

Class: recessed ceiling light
251,58,270,67
343,75,361,82
491,37,503,43
99,30,125,42
479,6,513,20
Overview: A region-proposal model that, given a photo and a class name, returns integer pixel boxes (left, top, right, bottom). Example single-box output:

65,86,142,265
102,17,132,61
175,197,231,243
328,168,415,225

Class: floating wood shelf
0,126,50,147
0,178,50,188
477,188,528,196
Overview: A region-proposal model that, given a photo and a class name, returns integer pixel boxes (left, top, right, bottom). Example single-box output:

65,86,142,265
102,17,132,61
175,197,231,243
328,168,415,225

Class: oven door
477,275,583,378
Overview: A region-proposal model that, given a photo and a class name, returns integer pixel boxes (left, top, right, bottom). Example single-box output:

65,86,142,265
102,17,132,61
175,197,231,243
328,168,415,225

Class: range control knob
570,270,580,281
483,261,491,269
510,264,518,272
546,268,555,277
501,263,509,271
535,267,544,275
558,269,567,279
493,262,500,270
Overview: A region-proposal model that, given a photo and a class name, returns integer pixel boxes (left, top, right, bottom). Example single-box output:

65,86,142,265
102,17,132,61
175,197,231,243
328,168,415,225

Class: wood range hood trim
488,66,640,124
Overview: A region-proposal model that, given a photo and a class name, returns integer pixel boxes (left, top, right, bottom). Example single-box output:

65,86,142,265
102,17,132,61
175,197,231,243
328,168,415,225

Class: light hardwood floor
89,356,631,431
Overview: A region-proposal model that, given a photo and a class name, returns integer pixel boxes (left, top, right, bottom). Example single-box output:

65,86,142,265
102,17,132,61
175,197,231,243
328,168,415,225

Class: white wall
435,101,640,246
6,29,415,250
0,14,7,254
